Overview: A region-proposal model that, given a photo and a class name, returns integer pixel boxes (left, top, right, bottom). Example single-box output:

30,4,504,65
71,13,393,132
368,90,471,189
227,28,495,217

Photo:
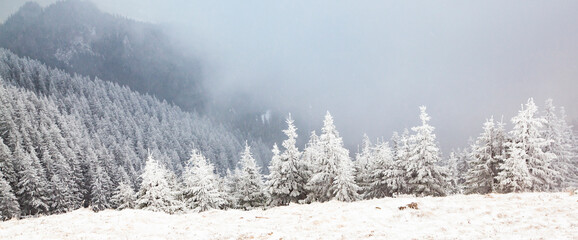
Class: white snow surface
1,192,577,240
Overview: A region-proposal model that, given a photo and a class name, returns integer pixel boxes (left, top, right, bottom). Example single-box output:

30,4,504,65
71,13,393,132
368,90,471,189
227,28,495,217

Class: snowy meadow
1,192,577,240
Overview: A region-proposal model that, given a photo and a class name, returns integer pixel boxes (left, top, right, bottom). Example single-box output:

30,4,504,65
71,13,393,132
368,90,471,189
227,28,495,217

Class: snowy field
1,192,577,240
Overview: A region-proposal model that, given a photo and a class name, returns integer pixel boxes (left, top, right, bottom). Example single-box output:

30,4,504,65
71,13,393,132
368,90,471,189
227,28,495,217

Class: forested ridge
0,0,288,161
0,1,204,112
0,48,247,218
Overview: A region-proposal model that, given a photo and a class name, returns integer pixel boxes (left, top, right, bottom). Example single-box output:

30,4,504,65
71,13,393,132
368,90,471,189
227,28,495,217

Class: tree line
34,99,576,216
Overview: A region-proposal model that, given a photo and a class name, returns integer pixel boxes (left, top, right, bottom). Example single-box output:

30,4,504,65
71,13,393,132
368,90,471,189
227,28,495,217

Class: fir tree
333,155,360,202
497,98,557,192
89,163,112,212
455,148,471,191
559,108,578,187
0,171,19,220
111,182,136,210
266,143,284,205
365,141,396,198
164,169,182,204
236,143,267,209
0,138,16,186
182,149,225,212
48,174,75,213
444,152,460,194
393,129,412,194
281,114,308,202
14,146,49,215
307,112,359,202
465,117,506,194
354,134,373,197
542,100,577,188
136,154,182,214
41,122,81,212
222,168,239,209
405,106,448,197
298,131,319,202
390,132,401,161
446,148,470,194
266,114,305,206
496,143,532,192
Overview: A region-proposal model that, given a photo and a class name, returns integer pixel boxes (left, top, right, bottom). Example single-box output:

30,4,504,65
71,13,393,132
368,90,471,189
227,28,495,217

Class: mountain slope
0,48,246,215
0,1,285,163
0,1,204,112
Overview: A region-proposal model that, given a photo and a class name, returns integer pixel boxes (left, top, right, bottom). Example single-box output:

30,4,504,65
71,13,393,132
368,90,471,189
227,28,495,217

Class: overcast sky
2,1,578,153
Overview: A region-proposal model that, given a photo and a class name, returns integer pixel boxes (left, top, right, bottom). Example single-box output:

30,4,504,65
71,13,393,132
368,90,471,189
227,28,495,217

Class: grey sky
2,1,578,153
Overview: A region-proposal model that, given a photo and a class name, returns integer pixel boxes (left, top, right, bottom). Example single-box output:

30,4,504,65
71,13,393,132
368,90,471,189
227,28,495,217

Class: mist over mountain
0,1,204,112
75,0,578,154
2,0,578,158
0,1,291,160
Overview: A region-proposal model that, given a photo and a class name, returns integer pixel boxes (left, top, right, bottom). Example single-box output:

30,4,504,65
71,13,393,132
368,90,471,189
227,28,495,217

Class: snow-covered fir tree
136,154,182,213
570,128,578,187
39,123,81,213
465,117,506,194
14,146,50,215
456,148,471,189
267,114,305,206
235,143,267,209
298,131,319,202
497,98,558,192
333,153,360,202
181,148,226,212
392,129,412,195
0,138,16,187
89,162,112,212
445,148,470,194
222,168,239,209
559,108,578,187
0,170,19,220
390,132,401,161
496,143,532,193
365,141,396,198
280,114,308,202
444,152,460,194
307,112,359,202
542,100,578,188
266,143,283,205
48,174,75,213
111,182,136,210
354,134,373,196
405,106,448,197
165,169,182,204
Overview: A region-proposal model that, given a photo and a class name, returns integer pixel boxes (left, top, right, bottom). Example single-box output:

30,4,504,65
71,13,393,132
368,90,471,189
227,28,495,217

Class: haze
2,0,578,153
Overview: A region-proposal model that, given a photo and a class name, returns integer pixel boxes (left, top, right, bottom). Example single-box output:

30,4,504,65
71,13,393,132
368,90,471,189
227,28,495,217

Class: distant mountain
0,0,204,112
0,0,289,165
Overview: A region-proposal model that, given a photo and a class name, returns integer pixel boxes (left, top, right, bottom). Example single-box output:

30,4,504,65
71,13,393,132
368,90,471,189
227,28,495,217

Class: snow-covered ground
1,192,577,240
